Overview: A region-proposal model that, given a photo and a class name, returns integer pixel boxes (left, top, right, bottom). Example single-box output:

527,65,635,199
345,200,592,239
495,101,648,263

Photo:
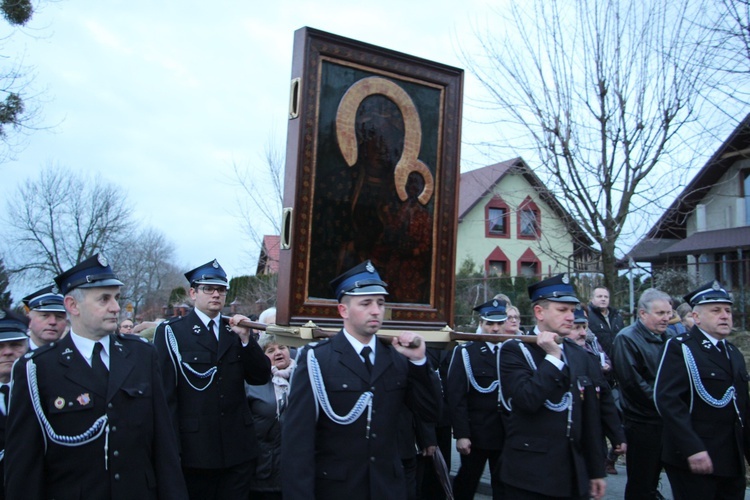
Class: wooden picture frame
277,27,463,330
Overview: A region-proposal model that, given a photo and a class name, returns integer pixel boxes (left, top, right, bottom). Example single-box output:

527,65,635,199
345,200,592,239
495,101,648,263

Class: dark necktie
717,340,727,357
92,342,109,392
1,384,9,415
361,346,373,374
493,345,499,355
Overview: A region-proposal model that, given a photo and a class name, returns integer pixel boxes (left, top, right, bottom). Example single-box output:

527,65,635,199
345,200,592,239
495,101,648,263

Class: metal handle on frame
281,207,293,250
289,78,300,119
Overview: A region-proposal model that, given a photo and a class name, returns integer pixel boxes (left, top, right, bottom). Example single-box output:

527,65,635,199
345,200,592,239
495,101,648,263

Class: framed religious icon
276,27,463,330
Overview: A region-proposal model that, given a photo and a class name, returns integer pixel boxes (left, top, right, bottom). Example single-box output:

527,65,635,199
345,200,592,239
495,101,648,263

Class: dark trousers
503,483,587,500
183,460,254,500
402,456,418,500
664,464,746,500
453,446,502,500
624,419,663,500
416,425,452,500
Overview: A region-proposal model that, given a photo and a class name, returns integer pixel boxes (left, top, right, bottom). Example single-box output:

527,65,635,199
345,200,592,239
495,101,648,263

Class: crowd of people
0,254,748,500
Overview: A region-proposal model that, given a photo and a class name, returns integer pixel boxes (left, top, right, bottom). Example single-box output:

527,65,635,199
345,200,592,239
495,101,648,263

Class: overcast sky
0,0,506,286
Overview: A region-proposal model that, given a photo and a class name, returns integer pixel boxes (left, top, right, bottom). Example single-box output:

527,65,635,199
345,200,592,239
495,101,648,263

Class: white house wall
456,173,576,275
686,158,750,235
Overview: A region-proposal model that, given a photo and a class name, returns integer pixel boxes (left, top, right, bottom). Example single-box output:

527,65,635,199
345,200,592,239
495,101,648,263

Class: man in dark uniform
22,284,67,350
0,309,30,500
281,260,442,500
498,274,607,500
153,259,270,500
448,299,507,500
655,281,750,500
5,253,187,499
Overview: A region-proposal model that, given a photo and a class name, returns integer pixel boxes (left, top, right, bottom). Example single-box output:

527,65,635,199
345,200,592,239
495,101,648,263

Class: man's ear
337,302,349,319
64,295,79,318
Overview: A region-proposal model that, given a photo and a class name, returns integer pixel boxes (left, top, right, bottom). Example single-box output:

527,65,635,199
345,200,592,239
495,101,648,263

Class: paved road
450,445,749,499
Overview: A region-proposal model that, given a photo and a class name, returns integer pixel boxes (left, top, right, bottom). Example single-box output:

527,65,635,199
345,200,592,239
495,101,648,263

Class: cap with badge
683,280,733,307
185,259,229,287
473,299,508,322
528,273,580,303
54,253,124,295
0,308,29,342
330,260,388,301
573,304,588,324
22,284,65,313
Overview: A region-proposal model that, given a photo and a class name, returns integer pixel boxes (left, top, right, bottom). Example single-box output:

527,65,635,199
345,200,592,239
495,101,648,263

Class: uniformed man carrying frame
153,259,270,500
281,260,442,500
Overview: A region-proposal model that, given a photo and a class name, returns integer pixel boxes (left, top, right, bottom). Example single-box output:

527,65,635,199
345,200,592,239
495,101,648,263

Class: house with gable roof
628,113,750,291
457,157,596,280
256,235,281,275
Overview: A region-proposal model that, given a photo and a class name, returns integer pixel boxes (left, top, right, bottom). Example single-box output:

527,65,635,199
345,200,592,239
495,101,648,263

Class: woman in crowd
502,305,523,335
247,334,296,500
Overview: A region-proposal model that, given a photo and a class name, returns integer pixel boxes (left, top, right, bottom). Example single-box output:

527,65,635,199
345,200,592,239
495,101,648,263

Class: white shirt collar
69,330,110,367
698,328,720,347
343,329,376,358
28,336,41,350
193,308,220,338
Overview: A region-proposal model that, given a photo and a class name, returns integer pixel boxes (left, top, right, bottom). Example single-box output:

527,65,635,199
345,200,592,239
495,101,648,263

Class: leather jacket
611,320,670,423
587,303,625,358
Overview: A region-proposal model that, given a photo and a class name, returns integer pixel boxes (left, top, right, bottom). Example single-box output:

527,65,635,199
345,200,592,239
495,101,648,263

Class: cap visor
32,305,67,313
0,332,28,342
480,314,507,322
546,296,580,304
344,285,389,297
78,278,124,289
192,279,229,287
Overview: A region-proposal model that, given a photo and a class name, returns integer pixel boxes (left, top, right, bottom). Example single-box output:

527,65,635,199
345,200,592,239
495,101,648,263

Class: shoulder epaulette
24,341,58,359
310,338,330,348
117,333,149,343
162,315,185,326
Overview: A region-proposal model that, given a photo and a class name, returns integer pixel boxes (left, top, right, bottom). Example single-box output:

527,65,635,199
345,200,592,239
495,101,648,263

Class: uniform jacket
153,310,271,469
0,390,7,500
446,341,504,450
498,337,606,498
587,304,625,358
612,319,670,423
5,333,187,500
584,350,625,446
280,331,442,500
246,381,283,493
654,327,750,477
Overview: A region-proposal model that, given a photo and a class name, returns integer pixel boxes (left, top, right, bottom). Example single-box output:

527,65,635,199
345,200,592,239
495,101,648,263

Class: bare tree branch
461,0,718,289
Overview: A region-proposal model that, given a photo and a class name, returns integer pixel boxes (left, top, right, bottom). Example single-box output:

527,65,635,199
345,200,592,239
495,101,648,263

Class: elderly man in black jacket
612,288,673,500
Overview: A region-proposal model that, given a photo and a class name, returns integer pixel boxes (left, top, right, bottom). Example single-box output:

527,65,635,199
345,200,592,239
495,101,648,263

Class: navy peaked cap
330,260,388,301
54,253,123,295
683,281,732,306
22,285,65,312
0,309,29,342
528,274,579,303
473,299,508,322
185,259,229,287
